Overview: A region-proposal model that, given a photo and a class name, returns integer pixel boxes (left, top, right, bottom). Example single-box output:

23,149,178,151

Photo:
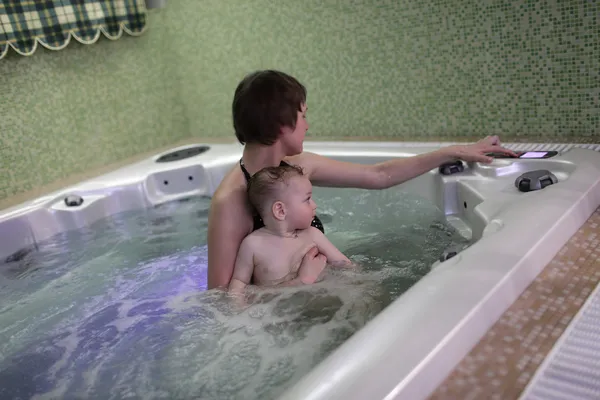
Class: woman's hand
448,135,518,164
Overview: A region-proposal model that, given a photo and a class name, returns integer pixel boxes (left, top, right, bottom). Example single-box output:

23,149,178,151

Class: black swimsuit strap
239,159,252,182
239,158,289,183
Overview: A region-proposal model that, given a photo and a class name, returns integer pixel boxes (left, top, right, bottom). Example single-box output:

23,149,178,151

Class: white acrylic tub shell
1,141,599,400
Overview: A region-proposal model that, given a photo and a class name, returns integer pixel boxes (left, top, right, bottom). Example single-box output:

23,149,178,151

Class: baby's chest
254,240,314,278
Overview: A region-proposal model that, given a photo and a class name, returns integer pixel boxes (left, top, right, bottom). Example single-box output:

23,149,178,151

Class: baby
228,164,353,293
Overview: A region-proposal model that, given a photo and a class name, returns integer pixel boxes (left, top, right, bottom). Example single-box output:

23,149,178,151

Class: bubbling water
0,186,469,400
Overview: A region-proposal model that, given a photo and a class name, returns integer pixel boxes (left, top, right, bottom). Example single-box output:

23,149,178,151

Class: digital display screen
520,151,548,159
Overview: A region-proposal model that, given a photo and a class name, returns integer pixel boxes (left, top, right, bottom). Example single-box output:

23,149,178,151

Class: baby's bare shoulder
298,226,324,240
242,229,281,249
240,231,262,247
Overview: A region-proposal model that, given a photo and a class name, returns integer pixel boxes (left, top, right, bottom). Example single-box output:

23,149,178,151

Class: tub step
446,215,473,241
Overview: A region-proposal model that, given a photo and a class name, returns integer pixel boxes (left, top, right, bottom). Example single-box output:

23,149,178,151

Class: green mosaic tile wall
169,0,598,143
0,10,189,203
1,0,598,204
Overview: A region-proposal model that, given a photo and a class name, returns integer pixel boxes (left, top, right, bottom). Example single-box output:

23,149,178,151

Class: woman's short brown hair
232,70,307,145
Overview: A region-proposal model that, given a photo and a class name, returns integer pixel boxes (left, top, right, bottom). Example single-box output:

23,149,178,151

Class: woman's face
281,103,309,155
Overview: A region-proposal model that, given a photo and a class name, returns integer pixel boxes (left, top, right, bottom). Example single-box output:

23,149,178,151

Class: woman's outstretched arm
295,136,517,190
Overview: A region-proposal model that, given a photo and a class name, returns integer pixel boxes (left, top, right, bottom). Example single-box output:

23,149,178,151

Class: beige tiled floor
429,207,600,400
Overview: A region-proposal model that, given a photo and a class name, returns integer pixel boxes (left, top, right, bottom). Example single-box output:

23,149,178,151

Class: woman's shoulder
209,181,254,233
284,151,325,177
284,151,318,167
213,185,248,210
212,165,246,199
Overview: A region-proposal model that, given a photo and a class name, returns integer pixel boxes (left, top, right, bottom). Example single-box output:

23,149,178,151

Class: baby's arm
307,227,354,268
228,237,255,295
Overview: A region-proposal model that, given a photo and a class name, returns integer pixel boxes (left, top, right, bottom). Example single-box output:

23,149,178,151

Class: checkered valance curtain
0,0,147,60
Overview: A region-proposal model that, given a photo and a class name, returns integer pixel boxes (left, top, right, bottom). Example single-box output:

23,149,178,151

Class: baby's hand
298,246,327,284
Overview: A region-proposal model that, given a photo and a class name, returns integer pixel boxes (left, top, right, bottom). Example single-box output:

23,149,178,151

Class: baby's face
282,176,317,228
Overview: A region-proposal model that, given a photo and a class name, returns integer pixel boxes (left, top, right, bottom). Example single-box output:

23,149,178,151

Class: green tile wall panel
0,11,189,201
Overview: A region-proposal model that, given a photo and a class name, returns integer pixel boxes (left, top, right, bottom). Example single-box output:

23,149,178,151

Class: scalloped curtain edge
0,23,147,59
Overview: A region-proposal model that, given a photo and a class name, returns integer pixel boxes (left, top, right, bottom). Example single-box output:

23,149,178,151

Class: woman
207,70,516,289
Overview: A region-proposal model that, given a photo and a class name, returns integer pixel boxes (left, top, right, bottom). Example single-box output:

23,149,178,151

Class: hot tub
1,141,599,400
